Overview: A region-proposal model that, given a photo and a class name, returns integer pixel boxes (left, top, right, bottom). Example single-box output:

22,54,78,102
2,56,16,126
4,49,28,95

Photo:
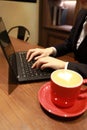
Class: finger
26,49,35,60
41,63,51,70
28,51,41,61
27,51,40,62
32,59,45,69
34,54,45,60
31,61,38,68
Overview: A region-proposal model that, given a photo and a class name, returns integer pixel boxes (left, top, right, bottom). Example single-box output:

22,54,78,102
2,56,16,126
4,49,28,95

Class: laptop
0,17,54,83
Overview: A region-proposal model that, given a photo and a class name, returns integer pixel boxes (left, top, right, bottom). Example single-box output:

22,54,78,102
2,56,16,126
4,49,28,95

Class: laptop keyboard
16,52,54,82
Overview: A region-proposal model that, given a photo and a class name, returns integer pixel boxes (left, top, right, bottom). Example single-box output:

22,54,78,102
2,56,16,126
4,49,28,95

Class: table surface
0,37,87,130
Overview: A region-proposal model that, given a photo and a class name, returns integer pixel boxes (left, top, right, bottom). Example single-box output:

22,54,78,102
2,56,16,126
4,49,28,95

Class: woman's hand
31,56,67,70
26,47,55,61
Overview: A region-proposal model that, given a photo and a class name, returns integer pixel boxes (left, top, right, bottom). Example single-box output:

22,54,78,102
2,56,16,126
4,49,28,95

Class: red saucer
38,82,87,118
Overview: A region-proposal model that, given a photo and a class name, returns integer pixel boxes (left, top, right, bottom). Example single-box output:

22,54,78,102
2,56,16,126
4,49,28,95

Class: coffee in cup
51,69,83,108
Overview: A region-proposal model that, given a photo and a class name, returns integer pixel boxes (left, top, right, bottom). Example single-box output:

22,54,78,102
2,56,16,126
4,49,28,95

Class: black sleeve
68,62,87,78
54,41,73,57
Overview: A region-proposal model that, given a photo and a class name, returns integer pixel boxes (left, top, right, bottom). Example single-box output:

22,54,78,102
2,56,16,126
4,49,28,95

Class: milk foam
51,69,83,88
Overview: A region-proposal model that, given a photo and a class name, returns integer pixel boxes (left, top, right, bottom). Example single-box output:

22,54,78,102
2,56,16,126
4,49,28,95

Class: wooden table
0,37,87,130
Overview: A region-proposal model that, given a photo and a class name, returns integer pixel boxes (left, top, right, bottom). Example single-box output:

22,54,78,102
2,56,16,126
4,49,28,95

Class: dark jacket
55,8,87,78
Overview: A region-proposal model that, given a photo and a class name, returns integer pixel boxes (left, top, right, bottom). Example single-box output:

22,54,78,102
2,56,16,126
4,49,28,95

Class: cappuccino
51,69,83,88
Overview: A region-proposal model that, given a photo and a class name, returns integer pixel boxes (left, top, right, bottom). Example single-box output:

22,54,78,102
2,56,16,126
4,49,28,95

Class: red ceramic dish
38,82,87,118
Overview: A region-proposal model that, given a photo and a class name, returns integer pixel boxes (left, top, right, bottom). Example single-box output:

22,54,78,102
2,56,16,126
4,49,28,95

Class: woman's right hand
26,47,55,61
31,56,67,70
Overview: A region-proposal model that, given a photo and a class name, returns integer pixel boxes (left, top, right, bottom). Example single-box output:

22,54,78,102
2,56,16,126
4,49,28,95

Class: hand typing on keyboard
31,56,66,70
18,52,54,81
26,48,67,70
26,47,55,61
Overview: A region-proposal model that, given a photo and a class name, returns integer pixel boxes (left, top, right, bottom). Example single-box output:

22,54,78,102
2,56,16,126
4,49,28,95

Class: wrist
64,62,69,69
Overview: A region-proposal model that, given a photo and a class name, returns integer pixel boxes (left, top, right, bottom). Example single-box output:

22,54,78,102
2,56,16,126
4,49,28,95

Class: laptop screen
0,17,17,76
